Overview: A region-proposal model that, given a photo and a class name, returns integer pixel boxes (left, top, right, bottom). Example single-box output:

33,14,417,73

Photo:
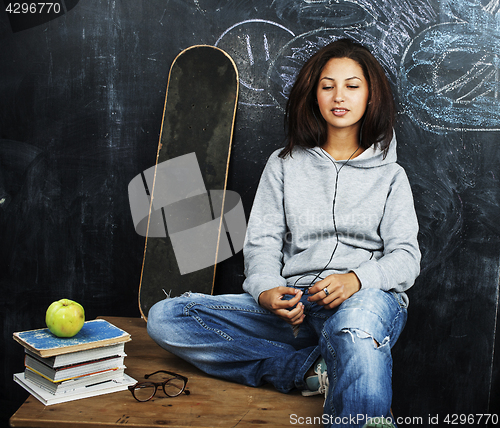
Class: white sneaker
301,357,328,398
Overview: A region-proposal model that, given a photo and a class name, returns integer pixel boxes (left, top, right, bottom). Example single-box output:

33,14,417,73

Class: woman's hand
307,272,361,309
258,287,305,326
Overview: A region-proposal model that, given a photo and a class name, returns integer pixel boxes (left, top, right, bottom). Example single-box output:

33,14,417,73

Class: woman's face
316,57,369,137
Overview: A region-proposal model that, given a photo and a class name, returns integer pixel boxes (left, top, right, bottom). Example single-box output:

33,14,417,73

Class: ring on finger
323,287,330,296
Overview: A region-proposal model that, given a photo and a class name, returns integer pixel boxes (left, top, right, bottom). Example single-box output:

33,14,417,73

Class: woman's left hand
307,272,361,309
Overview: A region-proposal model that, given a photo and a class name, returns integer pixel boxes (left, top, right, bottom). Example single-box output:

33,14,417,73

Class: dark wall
1,0,499,426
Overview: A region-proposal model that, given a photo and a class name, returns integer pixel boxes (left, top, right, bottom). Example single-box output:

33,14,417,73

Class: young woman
147,38,420,428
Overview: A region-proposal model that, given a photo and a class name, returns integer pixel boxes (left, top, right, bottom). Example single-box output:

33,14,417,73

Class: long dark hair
280,38,395,158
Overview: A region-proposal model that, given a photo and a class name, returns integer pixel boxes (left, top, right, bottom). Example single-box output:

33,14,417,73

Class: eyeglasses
128,370,190,402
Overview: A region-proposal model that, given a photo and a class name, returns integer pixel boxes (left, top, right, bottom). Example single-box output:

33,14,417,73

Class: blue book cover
13,319,131,357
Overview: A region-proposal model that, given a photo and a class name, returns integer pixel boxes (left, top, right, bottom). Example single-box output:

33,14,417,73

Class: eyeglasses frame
128,370,190,402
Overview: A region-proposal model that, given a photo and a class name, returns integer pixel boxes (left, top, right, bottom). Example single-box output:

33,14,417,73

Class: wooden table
10,316,324,427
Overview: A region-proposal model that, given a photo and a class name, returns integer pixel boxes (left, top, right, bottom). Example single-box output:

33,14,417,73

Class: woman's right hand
258,287,305,326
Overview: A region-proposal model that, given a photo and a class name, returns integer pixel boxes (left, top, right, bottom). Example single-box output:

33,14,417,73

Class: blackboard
1,0,499,426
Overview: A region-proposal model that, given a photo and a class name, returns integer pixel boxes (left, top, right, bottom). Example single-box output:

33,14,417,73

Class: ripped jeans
147,288,407,428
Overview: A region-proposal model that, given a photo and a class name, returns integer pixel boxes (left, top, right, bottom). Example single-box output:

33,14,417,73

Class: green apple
45,299,85,337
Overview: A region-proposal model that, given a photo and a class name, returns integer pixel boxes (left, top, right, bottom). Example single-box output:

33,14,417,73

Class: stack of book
13,319,136,405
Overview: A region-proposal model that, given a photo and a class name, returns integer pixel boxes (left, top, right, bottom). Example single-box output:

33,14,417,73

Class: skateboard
136,45,239,320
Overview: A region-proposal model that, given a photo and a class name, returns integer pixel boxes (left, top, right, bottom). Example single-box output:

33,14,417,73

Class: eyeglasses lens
133,382,156,401
163,377,185,397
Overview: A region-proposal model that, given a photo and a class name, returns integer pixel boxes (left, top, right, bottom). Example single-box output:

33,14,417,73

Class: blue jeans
147,288,407,428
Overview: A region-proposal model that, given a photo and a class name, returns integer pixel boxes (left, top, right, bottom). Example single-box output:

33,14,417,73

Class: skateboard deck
137,45,239,320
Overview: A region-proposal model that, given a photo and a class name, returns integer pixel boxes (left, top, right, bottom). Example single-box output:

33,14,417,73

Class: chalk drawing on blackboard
274,0,435,67
274,0,375,33
400,22,500,132
215,19,295,107
439,0,500,23
266,28,394,111
484,0,500,14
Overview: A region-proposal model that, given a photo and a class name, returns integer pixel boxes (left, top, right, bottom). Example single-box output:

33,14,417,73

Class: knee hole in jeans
341,328,389,349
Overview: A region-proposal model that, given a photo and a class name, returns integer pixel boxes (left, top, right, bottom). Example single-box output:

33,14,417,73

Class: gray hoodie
242,136,421,306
